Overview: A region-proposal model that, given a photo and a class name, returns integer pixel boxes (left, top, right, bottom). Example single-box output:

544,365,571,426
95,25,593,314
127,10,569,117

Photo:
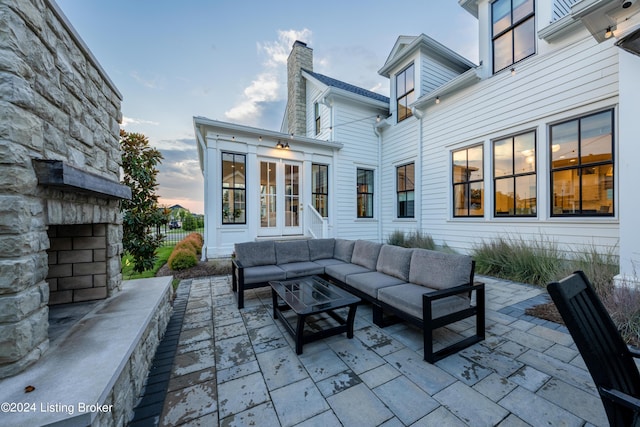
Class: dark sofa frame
321,262,485,363
232,245,485,363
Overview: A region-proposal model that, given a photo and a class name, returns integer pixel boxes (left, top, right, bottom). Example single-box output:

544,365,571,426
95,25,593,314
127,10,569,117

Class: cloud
224,28,312,127
121,116,160,127
155,138,204,213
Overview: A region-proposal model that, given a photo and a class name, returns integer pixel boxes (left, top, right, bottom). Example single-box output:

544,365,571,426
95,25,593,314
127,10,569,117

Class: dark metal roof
303,69,389,104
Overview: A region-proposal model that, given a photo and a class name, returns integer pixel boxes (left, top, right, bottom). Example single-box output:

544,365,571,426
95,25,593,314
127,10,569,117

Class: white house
195,0,640,284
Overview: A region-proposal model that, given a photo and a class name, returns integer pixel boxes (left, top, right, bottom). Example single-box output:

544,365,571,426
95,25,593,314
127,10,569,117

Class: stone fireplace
0,0,130,378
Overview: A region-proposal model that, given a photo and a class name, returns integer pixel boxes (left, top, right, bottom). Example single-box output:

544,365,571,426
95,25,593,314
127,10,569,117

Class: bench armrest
232,257,245,269
629,346,640,359
422,281,485,301
600,387,640,411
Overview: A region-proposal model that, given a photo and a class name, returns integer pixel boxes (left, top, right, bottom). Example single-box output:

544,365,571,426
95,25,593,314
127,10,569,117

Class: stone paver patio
132,275,610,426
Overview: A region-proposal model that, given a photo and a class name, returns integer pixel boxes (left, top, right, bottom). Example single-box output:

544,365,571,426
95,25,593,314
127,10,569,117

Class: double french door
259,160,302,236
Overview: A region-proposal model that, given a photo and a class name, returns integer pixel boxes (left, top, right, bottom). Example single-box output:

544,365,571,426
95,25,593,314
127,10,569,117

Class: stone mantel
33,160,131,200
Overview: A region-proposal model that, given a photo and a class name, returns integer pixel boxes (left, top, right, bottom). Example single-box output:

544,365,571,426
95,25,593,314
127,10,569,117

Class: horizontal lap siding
333,103,382,241
380,119,419,241
417,36,619,256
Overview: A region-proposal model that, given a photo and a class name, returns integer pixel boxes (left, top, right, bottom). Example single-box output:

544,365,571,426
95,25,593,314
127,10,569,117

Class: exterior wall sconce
276,141,290,149
605,27,614,39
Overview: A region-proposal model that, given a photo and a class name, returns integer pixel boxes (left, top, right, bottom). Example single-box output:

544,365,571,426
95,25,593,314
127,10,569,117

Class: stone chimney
286,41,313,137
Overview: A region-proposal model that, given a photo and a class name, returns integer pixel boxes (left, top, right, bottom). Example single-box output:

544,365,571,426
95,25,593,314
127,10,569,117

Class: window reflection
492,0,535,73
222,153,246,224
453,146,484,217
550,110,614,216
493,131,536,217
396,64,415,122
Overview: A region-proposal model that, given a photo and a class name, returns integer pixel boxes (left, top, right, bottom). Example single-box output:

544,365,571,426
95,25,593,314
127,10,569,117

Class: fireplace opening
46,224,108,305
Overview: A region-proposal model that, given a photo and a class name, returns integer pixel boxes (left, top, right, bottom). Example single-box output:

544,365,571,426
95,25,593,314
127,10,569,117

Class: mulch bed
525,302,565,325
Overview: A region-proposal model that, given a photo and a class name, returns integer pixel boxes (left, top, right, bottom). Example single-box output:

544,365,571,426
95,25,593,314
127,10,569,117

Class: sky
55,0,479,214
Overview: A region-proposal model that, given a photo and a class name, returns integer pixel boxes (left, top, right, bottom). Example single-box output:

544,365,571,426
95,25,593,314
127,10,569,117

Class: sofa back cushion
351,240,382,270
235,241,276,267
308,238,335,261
275,240,310,264
376,245,413,281
334,239,355,263
409,249,473,290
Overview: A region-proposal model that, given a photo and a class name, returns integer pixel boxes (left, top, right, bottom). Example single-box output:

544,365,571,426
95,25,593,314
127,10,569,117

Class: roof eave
459,0,479,18
193,116,345,149
378,34,476,78
412,67,482,110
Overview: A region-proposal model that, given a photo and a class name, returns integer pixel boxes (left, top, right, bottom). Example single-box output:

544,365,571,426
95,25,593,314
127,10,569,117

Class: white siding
305,82,332,140
420,51,462,94
332,102,383,241
379,118,420,241
412,35,619,256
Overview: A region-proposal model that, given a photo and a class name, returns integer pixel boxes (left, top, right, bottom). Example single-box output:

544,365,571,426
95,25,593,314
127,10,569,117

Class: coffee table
270,275,361,354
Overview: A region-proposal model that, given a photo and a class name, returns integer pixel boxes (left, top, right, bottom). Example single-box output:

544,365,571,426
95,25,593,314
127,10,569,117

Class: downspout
411,106,424,232
320,95,336,236
319,94,334,142
373,122,383,243
195,125,208,260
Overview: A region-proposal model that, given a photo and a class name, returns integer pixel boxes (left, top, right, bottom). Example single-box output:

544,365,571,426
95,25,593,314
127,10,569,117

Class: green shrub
387,230,436,250
564,244,619,295
168,248,198,270
387,230,406,247
602,281,640,347
182,212,197,231
175,240,198,254
405,230,436,250
186,232,204,246
472,236,564,286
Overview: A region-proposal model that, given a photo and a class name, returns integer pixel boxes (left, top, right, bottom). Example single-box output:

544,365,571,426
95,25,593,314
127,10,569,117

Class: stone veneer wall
286,40,313,136
0,0,124,378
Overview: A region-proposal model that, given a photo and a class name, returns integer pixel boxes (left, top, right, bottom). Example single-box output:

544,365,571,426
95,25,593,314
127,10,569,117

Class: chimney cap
293,40,308,48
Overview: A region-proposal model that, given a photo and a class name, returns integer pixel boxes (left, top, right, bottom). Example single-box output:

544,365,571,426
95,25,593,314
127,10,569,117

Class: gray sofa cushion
313,258,346,267
275,240,310,264
376,245,413,281
242,265,286,284
378,283,469,320
334,239,355,263
409,249,473,290
325,263,372,283
345,271,406,298
235,241,276,267
351,240,382,270
308,238,335,261
279,261,325,279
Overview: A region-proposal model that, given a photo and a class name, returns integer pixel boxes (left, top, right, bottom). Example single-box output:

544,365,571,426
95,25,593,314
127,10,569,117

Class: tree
120,130,166,273
182,212,196,231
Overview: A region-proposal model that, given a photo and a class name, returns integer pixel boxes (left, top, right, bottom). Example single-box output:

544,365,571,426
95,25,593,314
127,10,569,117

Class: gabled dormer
378,34,475,124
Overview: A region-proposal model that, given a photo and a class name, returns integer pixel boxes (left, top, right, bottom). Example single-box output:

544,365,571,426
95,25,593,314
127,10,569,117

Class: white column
615,49,640,287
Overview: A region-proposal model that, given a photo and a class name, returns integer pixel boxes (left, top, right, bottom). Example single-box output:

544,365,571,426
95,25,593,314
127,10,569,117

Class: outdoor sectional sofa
231,238,485,362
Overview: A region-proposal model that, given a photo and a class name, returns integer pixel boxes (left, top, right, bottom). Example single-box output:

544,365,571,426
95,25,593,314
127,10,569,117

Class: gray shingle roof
303,69,389,104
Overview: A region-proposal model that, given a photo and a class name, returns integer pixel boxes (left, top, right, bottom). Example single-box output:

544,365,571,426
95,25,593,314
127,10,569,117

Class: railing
307,204,328,239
